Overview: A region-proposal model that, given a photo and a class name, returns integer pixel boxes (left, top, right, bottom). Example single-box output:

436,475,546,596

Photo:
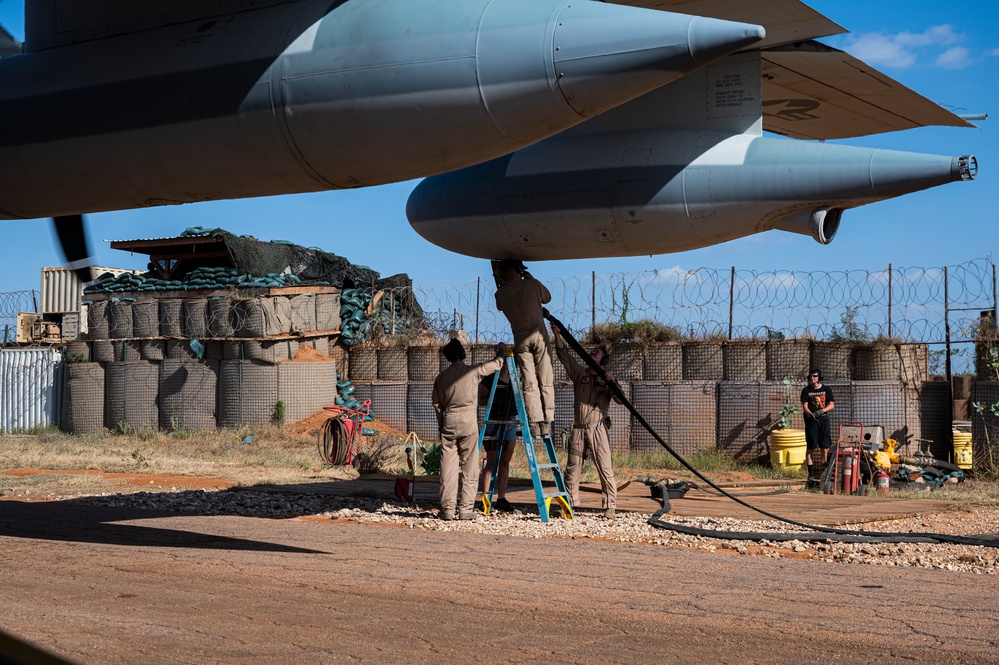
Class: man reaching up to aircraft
551,322,620,519
433,339,505,521
494,259,555,436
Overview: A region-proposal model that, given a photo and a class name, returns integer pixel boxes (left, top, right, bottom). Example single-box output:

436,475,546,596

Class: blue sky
0,0,996,296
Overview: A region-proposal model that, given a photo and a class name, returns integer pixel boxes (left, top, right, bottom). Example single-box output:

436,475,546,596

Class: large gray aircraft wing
23,0,299,51
610,2,972,138
760,41,974,139
607,0,845,48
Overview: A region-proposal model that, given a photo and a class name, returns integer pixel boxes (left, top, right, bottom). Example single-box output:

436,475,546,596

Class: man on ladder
494,259,555,437
552,323,620,519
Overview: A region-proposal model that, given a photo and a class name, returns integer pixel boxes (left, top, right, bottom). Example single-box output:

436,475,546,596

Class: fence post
888,263,892,337
993,261,997,321
944,265,952,428
591,270,596,333
728,266,735,340
475,277,480,342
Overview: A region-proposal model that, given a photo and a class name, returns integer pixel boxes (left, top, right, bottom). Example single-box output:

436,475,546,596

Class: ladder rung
483,419,524,425
543,491,569,498
535,463,559,470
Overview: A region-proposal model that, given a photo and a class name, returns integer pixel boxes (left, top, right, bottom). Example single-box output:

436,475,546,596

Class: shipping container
41,266,142,315
0,348,62,432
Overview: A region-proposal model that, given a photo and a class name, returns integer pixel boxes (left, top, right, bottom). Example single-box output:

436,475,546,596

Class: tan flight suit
556,342,618,511
495,276,554,424
433,355,504,516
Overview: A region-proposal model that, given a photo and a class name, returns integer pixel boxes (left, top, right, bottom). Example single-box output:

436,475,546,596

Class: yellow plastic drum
952,430,973,470
770,429,807,471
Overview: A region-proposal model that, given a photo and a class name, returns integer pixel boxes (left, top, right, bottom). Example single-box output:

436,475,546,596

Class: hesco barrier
898,345,929,386
469,344,497,366
182,298,208,339
48,333,956,451
348,347,377,380
236,299,266,337
723,341,766,381
852,381,907,442
290,294,317,333
205,341,224,360
87,301,109,339
407,346,441,381
104,361,159,432
643,343,681,382
911,381,952,460
141,340,165,361
132,300,159,338
208,297,235,337
217,360,279,427
159,300,182,337
811,342,852,380
62,362,104,434
160,360,218,430
607,345,643,382
114,305,144,341
406,382,437,442
682,342,723,381
166,339,199,361
92,340,114,363
112,339,142,363
316,293,342,331
717,382,789,463
971,381,999,468
377,348,408,381
630,381,717,455
370,381,407,432
278,361,338,423
766,339,811,381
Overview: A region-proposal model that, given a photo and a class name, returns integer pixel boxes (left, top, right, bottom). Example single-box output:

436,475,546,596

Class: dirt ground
2,473,998,664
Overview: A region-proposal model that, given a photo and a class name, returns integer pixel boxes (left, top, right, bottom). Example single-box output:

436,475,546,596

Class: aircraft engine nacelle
0,0,764,219
407,129,977,260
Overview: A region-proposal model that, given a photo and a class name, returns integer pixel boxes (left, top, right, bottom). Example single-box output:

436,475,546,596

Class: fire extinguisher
874,470,890,496
840,456,853,494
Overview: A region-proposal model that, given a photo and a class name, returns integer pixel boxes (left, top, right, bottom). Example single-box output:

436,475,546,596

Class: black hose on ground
543,309,999,549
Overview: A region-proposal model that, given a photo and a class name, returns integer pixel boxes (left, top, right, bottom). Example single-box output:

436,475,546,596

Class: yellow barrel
952,430,973,470
770,428,807,470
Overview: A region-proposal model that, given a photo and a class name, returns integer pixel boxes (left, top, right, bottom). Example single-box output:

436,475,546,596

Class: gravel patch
69,487,999,575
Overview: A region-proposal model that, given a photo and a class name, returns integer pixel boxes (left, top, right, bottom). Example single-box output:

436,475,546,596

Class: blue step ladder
477,350,573,522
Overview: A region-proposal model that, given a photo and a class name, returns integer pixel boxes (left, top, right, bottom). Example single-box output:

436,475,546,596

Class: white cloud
937,46,972,69
844,25,969,69
991,48,999,58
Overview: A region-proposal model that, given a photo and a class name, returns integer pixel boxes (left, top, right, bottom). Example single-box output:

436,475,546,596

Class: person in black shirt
800,368,835,481
478,362,518,512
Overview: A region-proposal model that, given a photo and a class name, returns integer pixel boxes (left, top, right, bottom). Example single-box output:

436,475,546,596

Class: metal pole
390,292,396,335
888,263,892,337
728,266,735,340
475,277,480,343
944,266,953,429
591,270,596,333
993,262,997,321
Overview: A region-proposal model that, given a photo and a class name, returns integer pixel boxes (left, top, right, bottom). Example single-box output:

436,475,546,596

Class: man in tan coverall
433,338,504,520
552,324,619,518
494,259,554,432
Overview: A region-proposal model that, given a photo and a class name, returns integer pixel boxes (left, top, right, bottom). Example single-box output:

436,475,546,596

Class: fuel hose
543,309,998,548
